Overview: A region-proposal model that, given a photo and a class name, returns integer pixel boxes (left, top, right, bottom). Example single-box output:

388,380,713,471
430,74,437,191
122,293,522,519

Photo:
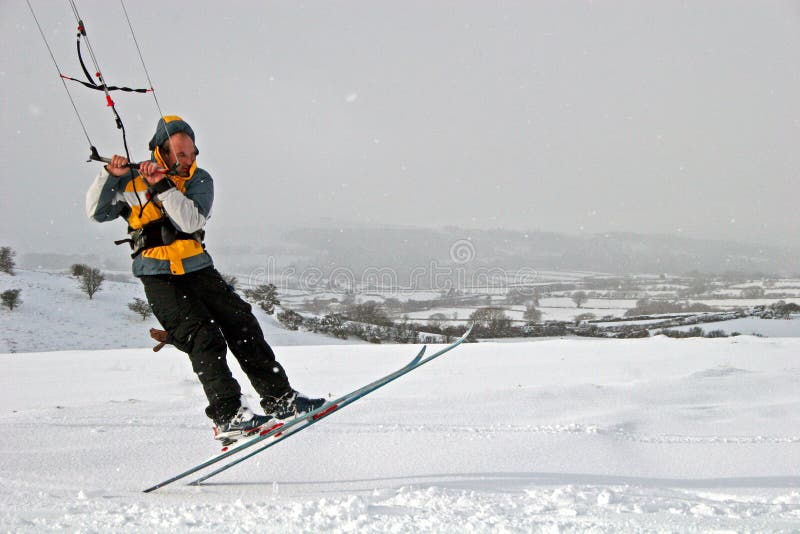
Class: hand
104,154,131,177
139,161,168,185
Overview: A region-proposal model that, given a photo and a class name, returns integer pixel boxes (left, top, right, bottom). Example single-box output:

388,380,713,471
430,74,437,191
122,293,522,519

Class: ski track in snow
2,324,800,530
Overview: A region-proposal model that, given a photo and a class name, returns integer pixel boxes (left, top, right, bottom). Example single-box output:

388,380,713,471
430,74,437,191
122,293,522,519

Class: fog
2,0,799,259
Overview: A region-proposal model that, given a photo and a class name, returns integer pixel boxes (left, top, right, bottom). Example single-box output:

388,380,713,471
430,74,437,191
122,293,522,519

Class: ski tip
462,323,474,339
409,345,426,365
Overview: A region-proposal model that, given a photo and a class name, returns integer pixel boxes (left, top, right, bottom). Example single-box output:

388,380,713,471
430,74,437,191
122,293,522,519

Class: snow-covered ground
403,299,634,324
687,297,800,309
1,336,799,531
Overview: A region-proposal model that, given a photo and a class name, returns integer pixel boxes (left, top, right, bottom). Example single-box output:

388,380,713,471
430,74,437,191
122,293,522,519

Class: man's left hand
139,161,167,185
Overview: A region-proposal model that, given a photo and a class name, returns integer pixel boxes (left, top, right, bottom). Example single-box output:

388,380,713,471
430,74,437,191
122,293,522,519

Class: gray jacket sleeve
156,170,213,234
86,168,129,222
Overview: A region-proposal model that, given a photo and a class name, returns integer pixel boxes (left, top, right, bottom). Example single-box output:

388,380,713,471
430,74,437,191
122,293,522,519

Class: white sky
1,0,799,254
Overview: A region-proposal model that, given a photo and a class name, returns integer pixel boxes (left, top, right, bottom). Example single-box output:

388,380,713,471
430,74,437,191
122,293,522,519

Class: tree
277,309,304,330
392,316,419,344
469,307,512,337
79,267,105,300
523,304,541,323
344,301,392,326
770,300,800,319
1,289,22,311
71,263,89,278
571,291,588,308
574,312,596,324
0,247,16,275
320,313,348,339
426,312,448,332
506,287,540,306
127,297,152,320
243,283,280,315
221,273,238,290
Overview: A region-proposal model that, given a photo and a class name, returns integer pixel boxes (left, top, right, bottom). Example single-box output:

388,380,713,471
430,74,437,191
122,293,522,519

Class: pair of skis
143,326,472,493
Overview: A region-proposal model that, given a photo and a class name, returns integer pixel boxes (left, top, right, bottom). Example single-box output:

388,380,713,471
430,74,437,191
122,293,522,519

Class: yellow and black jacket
85,148,214,277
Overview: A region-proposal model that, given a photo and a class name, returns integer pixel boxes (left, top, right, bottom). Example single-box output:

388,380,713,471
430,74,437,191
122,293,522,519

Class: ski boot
262,390,326,420
213,407,279,447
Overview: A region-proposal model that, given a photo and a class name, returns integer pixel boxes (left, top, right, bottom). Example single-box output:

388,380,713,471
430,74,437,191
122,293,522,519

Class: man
86,115,323,445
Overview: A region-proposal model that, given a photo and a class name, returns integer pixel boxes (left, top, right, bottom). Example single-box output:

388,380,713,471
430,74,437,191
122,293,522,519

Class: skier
86,115,324,444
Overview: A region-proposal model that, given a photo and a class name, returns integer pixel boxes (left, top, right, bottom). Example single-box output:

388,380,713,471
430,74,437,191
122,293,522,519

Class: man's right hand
105,154,131,177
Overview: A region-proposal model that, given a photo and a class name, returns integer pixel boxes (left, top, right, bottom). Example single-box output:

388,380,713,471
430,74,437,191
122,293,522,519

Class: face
162,133,196,176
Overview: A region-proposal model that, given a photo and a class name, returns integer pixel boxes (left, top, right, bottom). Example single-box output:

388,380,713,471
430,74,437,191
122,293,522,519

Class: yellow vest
124,148,206,275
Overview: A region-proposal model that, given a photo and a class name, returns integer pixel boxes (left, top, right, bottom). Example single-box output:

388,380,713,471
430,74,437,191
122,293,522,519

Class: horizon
6,216,800,257
12,221,800,278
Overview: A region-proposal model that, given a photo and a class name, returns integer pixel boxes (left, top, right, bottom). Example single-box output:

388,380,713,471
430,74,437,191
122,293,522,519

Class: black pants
141,266,292,424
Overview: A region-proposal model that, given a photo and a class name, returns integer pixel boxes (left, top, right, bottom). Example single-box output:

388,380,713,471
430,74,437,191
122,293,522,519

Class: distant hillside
0,270,356,353
18,224,800,278
274,226,800,277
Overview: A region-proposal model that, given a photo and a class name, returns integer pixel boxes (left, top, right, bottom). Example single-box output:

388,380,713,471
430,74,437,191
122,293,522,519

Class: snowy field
686,297,800,309
1,337,799,531
404,298,633,325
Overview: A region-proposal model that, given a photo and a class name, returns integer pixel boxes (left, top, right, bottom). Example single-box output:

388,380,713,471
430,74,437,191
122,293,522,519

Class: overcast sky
2,0,799,255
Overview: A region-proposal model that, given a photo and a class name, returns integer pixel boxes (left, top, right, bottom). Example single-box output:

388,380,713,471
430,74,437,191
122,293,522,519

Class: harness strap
115,218,204,259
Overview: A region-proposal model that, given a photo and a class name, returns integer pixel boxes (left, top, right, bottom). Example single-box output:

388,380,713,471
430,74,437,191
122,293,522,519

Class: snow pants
140,266,292,424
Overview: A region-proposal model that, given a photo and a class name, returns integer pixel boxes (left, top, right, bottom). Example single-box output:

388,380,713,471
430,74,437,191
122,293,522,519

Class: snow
686,297,800,309
403,299,634,324
2,336,799,531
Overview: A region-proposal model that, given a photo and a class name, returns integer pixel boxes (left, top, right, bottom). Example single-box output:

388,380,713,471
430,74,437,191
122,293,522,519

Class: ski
187,325,473,486
144,341,428,493
142,326,471,492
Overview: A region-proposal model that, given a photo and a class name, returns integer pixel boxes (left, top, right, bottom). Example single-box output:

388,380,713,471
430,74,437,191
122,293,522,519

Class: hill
19,225,800,279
